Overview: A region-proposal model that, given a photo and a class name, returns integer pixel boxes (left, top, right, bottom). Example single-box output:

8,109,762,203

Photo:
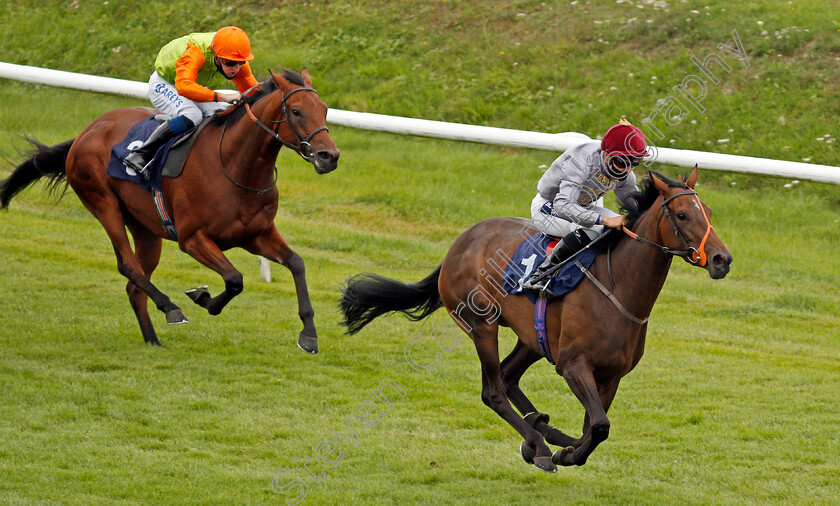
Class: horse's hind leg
126,223,165,345
500,340,578,447
552,357,619,467
472,324,557,472
244,226,318,354
73,187,186,332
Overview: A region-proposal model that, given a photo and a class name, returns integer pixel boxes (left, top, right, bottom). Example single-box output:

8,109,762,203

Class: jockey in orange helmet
522,119,648,292
125,26,259,180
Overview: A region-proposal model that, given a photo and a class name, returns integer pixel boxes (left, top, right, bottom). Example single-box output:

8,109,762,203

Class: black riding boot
522,229,595,292
124,121,176,181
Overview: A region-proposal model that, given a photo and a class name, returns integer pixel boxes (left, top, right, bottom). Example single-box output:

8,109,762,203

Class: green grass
1,1,839,504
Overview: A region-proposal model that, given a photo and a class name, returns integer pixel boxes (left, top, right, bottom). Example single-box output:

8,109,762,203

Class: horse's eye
292,109,301,117
676,212,688,221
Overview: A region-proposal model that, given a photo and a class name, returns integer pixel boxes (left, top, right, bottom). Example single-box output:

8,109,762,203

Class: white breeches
147,71,228,125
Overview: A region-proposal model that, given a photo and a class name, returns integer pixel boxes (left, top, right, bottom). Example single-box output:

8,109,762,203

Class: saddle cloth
502,232,597,303
105,116,211,191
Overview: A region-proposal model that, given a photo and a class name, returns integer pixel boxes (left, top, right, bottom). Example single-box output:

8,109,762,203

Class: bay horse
0,68,339,353
339,168,732,472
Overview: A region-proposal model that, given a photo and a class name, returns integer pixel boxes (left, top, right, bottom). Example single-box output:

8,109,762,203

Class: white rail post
259,257,271,283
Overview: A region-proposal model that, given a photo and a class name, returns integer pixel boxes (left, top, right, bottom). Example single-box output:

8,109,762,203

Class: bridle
243,86,329,163
217,86,329,194
621,189,713,267
573,188,714,326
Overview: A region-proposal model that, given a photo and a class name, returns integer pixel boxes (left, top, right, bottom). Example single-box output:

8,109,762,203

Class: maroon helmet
601,119,647,179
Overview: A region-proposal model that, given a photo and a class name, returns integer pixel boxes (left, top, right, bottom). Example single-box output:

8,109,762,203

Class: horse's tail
339,264,443,335
0,137,74,209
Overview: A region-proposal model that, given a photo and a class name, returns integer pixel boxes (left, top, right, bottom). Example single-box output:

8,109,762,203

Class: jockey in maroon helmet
522,119,648,292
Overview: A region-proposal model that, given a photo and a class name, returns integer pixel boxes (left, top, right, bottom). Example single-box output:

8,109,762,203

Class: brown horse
339,168,731,472
0,68,339,353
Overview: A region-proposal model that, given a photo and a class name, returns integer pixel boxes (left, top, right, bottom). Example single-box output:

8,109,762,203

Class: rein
218,121,278,195
575,189,714,326
215,86,328,194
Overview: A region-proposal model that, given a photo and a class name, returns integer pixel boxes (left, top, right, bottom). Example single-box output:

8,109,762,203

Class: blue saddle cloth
105,117,183,191
502,233,597,303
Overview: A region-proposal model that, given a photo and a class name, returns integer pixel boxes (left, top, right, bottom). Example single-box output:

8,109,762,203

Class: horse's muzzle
707,250,733,279
313,149,340,174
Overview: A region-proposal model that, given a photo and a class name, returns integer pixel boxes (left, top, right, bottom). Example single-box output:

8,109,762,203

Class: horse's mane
210,68,306,126
595,170,690,251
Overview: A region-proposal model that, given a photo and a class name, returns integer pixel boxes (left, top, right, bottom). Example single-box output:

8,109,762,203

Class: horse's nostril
317,151,340,162
713,253,731,266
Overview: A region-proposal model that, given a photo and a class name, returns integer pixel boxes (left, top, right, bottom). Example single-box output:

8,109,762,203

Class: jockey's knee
168,115,195,135
564,228,599,249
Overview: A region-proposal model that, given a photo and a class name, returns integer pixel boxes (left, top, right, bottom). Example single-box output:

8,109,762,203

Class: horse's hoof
533,456,557,473
166,309,189,325
185,285,211,307
297,334,319,354
520,441,536,464
551,446,575,467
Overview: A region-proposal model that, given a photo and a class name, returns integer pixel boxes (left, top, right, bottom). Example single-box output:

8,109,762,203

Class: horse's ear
649,170,670,195
300,67,313,88
686,164,699,189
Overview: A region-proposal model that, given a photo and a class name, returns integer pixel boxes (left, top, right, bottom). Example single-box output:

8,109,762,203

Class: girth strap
534,295,555,364
152,189,177,239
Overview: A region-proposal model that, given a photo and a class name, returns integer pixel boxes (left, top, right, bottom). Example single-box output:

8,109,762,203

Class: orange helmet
211,26,255,61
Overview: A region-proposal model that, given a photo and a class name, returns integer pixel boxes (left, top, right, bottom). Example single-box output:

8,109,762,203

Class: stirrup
521,275,549,293
124,153,151,181
136,164,151,181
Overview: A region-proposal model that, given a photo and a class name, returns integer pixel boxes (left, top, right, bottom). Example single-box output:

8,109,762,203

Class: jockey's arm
613,171,639,208
553,180,604,228
173,43,217,102
600,215,627,229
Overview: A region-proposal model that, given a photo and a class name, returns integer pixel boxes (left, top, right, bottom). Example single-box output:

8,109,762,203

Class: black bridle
244,87,329,163
218,86,329,194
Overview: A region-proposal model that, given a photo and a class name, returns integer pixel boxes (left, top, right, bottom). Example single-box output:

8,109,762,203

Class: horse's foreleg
244,227,318,353
126,224,165,345
472,326,557,473
553,357,617,466
180,230,243,316
574,377,620,448
500,340,579,447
